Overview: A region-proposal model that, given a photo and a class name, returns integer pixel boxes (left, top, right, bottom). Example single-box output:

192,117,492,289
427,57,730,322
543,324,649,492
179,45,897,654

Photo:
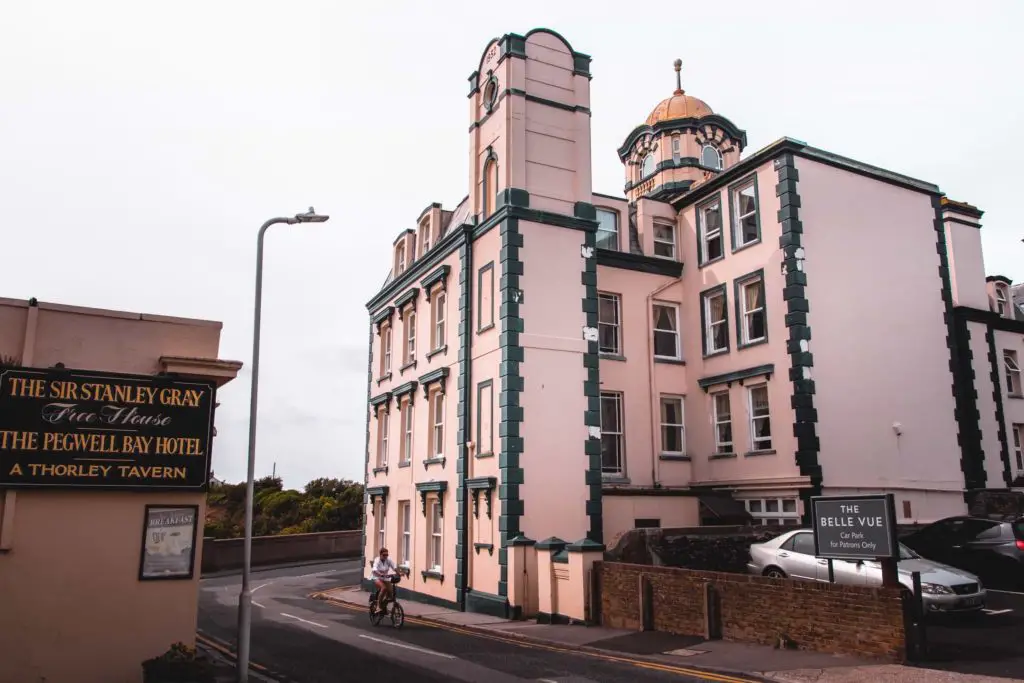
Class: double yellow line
196,632,275,677
315,591,765,683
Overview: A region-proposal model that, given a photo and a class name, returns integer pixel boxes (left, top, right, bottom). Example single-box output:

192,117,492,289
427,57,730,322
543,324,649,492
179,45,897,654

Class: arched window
701,145,722,170
483,157,498,217
640,153,656,179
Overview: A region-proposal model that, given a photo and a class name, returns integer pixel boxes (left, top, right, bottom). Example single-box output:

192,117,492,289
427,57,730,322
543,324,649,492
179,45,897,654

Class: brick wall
598,562,905,661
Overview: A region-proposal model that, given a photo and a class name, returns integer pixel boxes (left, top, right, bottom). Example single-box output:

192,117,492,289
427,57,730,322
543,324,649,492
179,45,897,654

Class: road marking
252,582,273,594
253,601,266,609
986,589,1024,596
195,632,273,674
983,608,1013,615
280,612,328,629
358,634,456,659
318,594,762,683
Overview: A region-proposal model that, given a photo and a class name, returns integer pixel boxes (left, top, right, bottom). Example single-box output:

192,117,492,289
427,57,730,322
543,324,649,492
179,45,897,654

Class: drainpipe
458,223,473,611
646,273,684,488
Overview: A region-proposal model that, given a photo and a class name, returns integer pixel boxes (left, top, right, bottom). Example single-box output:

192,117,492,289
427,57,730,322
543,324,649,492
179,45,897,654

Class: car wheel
763,567,787,579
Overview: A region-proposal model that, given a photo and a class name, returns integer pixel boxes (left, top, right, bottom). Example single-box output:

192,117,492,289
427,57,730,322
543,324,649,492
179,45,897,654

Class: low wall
201,530,361,573
598,561,905,661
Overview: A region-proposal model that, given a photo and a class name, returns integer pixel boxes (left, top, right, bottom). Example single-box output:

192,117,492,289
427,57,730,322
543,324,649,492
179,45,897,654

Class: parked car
748,529,986,615
900,515,1024,591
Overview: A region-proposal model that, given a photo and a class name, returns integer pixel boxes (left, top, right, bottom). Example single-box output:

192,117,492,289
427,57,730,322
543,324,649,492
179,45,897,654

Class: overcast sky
2,1,1021,490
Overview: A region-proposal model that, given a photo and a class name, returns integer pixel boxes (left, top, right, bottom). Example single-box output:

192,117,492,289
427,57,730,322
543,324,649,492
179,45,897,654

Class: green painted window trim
420,265,451,295
695,192,725,268
699,282,730,357
733,268,768,350
698,363,775,391
728,173,762,253
418,367,450,396
394,288,419,310
392,381,417,401
369,391,392,408
477,261,495,332
371,306,395,328
476,379,494,456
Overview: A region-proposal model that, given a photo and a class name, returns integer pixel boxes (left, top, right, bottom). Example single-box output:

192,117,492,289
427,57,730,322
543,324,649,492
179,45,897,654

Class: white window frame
747,384,772,452
395,244,406,275
703,289,728,354
712,391,732,454
732,180,758,247
699,200,723,263
377,501,387,553
399,501,411,567
640,153,656,178
653,221,676,259
382,325,392,375
671,136,680,156
652,302,681,360
429,499,443,572
433,291,447,350
1006,350,1022,396
405,311,416,364
378,409,389,467
431,390,445,458
1013,425,1023,471
659,395,685,456
596,208,618,250
744,498,800,526
701,144,722,170
400,400,413,465
996,285,1009,316
420,220,431,255
597,292,621,355
739,276,766,345
600,391,625,477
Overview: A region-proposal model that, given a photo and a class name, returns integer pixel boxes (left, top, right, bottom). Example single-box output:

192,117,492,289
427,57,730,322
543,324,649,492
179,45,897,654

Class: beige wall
0,297,235,683
0,491,205,683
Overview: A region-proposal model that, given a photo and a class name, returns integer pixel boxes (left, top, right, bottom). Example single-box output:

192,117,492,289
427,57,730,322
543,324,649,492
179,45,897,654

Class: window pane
791,533,815,555
701,146,720,169
641,154,655,178
661,398,681,424
654,305,677,331
598,294,618,325
748,500,763,512
715,393,731,419
751,387,769,415
709,294,725,323
782,499,797,513
765,499,780,513
600,394,621,431
596,210,618,250
654,331,676,357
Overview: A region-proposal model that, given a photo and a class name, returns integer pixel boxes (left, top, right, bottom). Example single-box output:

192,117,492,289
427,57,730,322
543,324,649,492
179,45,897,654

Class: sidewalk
312,586,1020,683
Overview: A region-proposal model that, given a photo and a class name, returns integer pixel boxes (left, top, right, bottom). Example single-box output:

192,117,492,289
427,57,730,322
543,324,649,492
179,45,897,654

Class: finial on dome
673,58,683,95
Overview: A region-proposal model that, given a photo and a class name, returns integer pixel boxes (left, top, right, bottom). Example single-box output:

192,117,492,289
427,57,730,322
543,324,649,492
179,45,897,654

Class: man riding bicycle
371,547,398,611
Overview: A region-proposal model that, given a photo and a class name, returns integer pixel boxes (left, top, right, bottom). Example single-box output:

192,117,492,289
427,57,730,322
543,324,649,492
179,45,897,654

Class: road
198,559,762,683
923,588,1024,680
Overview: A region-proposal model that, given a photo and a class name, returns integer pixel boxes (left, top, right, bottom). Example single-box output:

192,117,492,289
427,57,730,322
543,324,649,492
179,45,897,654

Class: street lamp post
237,207,329,682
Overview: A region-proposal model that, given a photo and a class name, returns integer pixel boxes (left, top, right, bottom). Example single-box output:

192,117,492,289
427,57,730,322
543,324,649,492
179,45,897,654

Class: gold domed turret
645,59,713,125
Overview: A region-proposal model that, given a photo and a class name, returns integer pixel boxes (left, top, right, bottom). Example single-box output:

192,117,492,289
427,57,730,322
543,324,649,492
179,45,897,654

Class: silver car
747,529,986,614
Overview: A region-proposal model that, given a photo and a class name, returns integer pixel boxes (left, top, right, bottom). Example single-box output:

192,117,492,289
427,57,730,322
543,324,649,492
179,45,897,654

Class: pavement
199,559,1024,683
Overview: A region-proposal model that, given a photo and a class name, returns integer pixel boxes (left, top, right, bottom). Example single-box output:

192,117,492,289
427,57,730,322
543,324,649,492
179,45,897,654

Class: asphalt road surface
922,588,1024,680
198,559,762,683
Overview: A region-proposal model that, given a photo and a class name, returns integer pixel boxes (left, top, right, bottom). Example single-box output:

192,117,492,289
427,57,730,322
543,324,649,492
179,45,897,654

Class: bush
142,642,215,683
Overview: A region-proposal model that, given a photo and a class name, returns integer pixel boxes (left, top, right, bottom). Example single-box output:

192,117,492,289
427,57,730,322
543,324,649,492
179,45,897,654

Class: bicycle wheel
369,603,384,627
390,602,405,629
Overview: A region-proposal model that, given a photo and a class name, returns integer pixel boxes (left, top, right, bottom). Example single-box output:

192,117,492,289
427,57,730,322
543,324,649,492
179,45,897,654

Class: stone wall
201,530,361,573
606,526,787,573
598,561,905,661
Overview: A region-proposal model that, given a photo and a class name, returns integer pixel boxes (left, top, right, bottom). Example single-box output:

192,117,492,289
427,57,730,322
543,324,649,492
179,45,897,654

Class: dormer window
701,145,722,170
394,243,406,276
640,153,656,179
996,285,1009,316
420,218,431,256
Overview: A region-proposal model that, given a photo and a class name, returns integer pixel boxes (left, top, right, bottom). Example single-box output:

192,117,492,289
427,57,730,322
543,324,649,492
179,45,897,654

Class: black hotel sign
0,367,217,491
811,494,898,561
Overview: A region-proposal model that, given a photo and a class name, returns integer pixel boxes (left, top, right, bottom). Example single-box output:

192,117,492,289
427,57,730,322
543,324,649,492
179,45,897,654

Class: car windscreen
899,544,919,559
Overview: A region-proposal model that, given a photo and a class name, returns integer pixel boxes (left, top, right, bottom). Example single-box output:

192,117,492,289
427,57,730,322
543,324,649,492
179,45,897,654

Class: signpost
0,367,217,490
811,493,900,586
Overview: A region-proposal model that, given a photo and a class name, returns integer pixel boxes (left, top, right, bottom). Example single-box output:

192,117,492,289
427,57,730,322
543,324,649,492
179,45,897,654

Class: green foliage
205,476,363,539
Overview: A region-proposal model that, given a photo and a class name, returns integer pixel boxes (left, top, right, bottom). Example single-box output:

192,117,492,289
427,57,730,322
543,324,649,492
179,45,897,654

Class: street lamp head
294,207,329,223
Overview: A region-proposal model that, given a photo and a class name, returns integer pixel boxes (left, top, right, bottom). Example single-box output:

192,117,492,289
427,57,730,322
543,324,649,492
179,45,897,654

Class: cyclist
371,547,398,612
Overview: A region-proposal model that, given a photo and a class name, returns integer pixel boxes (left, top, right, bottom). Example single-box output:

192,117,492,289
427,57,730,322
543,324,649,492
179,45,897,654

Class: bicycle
368,573,405,629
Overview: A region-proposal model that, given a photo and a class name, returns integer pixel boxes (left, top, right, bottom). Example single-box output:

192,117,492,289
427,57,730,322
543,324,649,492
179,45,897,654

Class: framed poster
139,504,199,581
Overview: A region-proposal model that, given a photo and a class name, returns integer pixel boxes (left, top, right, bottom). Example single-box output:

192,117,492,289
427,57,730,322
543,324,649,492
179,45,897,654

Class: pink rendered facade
361,28,1019,621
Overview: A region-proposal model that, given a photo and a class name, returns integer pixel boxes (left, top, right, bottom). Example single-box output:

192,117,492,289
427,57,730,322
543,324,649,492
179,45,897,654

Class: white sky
2,1,1021,489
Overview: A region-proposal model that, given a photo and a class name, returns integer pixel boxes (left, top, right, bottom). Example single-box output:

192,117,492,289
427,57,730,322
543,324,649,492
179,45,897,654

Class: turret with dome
618,59,747,203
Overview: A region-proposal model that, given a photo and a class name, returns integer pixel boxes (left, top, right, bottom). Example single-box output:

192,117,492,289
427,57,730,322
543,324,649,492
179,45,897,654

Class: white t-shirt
371,556,397,578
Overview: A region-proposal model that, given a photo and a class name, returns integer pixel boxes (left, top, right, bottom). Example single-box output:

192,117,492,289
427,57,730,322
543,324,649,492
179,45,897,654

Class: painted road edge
308,590,770,683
